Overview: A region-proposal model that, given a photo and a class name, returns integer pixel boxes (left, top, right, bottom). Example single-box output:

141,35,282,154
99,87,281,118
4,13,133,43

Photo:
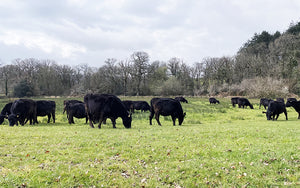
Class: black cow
63,100,83,114
67,103,88,124
259,98,273,109
263,101,287,120
84,93,132,129
132,101,150,112
285,100,300,119
238,98,254,109
149,98,186,126
8,99,37,126
0,102,13,125
231,97,240,107
175,97,188,103
122,100,134,113
209,97,220,104
36,100,56,123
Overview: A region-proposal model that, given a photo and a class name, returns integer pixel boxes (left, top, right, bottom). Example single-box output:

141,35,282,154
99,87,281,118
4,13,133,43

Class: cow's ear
183,112,186,117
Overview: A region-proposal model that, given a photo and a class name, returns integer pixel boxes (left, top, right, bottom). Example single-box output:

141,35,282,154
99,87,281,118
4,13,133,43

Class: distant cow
175,97,188,103
8,99,37,126
36,100,56,123
263,101,287,120
231,97,240,107
259,98,273,109
209,97,220,104
149,98,186,126
0,102,13,125
67,103,87,124
84,93,132,129
238,98,254,109
132,101,150,112
276,98,285,103
63,100,83,114
285,100,300,119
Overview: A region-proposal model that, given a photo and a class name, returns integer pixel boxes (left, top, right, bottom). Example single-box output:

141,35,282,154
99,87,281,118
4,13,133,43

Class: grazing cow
259,98,273,109
36,100,56,123
276,98,285,103
149,98,186,126
67,103,87,124
8,99,37,126
122,100,134,113
132,101,150,112
285,100,300,119
0,102,13,125
175,96,188,103
231,97,240,107
84,93,132,129
209,97,220,104
238,98,254,109
263,101,288,120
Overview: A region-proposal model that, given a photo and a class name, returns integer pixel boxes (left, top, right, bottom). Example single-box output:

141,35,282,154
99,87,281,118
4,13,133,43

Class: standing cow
149,98,186,126
259,98,273,109
67,103,88,124
8,99,37,126
263,101,288,120
36,100,56,123
132,101,151,113
84,94,132,129
0,102,13,125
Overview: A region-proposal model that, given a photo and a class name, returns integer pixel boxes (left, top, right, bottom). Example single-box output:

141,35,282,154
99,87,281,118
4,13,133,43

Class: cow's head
179,112,186,125
122,112,132,128
8,114,19,126
262,111,272,120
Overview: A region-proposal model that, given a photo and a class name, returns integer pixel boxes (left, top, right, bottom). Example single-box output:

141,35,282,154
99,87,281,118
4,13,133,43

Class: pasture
0,97,299,187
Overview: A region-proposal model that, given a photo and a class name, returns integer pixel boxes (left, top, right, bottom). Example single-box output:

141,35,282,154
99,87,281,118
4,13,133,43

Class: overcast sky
0,0,300,67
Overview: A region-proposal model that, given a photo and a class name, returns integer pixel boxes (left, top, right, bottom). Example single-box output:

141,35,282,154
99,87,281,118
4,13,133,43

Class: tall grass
0,97,299,187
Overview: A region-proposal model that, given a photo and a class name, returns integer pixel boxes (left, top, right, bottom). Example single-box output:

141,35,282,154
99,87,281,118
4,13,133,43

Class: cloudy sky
0,0,300,67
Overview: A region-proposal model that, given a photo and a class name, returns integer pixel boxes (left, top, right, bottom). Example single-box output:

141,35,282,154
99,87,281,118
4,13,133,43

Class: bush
228,77,289,98
14,80,35,97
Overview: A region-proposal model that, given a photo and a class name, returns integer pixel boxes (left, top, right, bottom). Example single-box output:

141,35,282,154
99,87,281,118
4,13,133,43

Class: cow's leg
155,113,161,126
68,114,73,124
284,111,288,120
275,114,279,120
298,112,300,119
111,118,117,128
149,111,154,125
47,114,51,123
85,116,88,124
171,115,176,126
98,113,104,129
52,112,55,123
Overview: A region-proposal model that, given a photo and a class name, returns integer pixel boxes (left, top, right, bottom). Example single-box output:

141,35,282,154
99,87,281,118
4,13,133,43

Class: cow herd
0,95,299,128
0,94,188,128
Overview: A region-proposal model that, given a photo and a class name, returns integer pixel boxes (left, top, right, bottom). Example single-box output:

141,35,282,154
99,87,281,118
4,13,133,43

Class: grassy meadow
0,96,299,187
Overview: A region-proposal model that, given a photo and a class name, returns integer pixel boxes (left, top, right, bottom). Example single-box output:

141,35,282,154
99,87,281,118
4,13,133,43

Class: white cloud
0,0,300,66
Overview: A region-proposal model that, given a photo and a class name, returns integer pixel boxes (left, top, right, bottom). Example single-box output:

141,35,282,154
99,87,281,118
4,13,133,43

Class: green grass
0,97,299,187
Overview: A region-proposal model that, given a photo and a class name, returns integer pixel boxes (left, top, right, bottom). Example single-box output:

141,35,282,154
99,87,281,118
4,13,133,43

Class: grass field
0,97,299,187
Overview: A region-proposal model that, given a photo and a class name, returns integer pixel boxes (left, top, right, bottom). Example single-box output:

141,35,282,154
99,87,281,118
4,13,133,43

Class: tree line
1,21,300,98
